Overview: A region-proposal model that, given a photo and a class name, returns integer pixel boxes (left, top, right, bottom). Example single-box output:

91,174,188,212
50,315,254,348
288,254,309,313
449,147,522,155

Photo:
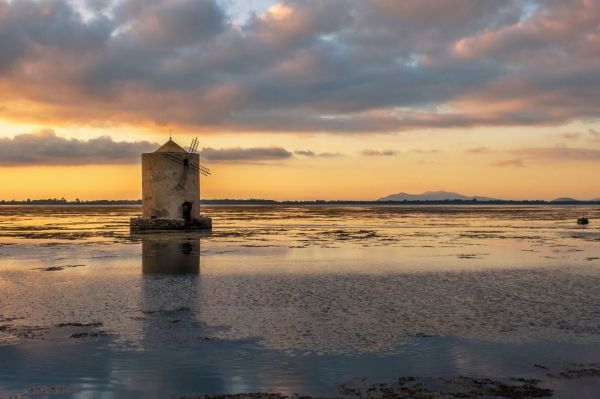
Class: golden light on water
0,0,598,201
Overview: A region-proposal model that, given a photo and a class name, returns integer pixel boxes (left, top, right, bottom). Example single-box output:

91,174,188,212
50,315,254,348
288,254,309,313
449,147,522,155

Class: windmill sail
188,137,199,153
162,153,210,176
176,159,190,190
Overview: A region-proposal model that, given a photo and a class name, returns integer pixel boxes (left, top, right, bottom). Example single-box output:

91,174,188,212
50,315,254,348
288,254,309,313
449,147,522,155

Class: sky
0,0,599,201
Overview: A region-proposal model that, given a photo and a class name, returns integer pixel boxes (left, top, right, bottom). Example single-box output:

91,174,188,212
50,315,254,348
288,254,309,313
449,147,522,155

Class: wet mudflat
0,205,599,398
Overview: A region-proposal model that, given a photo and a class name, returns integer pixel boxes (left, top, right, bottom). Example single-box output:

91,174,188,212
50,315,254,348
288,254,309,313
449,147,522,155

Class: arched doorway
182,201,192,221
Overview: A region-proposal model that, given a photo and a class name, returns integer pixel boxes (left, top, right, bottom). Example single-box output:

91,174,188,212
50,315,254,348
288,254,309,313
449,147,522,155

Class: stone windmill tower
130,138,212,230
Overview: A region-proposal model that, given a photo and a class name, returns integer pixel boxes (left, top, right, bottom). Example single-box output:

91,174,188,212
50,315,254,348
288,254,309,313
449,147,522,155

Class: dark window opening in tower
182,201,192,221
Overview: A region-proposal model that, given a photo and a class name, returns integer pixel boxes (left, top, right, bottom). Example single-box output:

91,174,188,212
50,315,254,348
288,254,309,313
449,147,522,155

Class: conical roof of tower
154,139,187,153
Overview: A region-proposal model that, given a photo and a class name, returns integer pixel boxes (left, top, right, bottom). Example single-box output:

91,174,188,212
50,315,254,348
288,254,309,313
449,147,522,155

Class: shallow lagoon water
0,205,599,398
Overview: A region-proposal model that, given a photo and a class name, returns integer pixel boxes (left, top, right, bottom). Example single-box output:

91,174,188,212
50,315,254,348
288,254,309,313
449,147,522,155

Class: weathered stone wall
130,216,212,230
141,152,200,219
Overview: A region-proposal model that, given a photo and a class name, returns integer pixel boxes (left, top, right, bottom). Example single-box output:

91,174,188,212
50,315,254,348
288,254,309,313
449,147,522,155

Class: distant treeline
1,198,599,206
0,198,142,205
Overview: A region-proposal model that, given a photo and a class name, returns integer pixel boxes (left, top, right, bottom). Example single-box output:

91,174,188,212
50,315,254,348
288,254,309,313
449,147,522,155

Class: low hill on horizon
378,191,498,202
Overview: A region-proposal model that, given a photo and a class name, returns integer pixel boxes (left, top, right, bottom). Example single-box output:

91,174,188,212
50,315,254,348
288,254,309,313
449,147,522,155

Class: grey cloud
200,146,292,162
294,150,315,156
315,152,343,158
561,132,581,140
491,159,525,167
0,0,112,71
0,0,598,132
511,145,600,161
361,149,397,156
410,148,440,154
113,0,225,47
294,150,343,157
0,130,157,165
467,147,492,153
369,0,519,31
560,130,600,142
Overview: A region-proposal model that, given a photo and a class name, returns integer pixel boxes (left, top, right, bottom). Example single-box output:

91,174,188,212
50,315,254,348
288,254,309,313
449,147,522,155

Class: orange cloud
491,159,525,167
0,0,597,134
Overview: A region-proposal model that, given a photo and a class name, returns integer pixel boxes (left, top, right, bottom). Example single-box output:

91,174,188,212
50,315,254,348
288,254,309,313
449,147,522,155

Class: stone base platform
130,216,212,231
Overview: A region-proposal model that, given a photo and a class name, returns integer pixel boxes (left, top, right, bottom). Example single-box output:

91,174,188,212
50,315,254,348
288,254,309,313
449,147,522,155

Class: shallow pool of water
0,205,599,398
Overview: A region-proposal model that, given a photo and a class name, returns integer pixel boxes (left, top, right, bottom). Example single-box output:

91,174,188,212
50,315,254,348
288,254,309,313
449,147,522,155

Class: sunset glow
0,0,598,200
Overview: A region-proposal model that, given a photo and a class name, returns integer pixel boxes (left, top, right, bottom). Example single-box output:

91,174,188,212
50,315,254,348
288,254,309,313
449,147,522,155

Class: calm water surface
0,205,599,398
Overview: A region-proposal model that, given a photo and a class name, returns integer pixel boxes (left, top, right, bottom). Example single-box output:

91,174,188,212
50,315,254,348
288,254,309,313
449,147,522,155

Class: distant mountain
551,197,579,203
378,191,498,202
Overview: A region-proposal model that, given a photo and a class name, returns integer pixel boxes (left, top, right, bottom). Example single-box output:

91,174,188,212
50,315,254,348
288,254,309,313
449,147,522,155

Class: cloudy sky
0,0,598,200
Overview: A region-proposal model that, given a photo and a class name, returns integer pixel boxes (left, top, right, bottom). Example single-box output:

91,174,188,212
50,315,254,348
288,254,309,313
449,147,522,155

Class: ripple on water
0,205,599,397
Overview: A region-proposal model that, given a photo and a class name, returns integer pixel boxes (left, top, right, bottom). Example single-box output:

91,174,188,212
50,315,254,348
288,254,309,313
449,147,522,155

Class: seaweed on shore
57,322,103,328
39,264,85,272
547,363,600,379
337,375,553,399
175,375,555,399
1,322,108,343
70,331,107,339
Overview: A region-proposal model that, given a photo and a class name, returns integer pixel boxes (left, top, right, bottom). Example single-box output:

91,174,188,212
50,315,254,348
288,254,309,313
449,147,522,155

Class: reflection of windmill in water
140,233,202,274
137,233,203,353
131,136,212,230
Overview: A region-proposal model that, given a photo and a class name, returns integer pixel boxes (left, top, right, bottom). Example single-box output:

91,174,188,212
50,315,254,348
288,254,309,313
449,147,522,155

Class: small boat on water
577,217,589,225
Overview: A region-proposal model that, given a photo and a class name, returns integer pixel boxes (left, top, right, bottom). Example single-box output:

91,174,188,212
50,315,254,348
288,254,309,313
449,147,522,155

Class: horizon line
1,198,599,204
